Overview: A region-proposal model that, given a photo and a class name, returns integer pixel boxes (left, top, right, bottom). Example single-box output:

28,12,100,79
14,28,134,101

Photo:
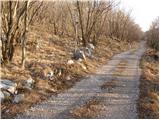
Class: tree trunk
76,1,87,47
21,1,28,69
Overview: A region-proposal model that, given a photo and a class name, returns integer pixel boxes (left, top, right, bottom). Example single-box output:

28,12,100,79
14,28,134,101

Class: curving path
16,41,146,119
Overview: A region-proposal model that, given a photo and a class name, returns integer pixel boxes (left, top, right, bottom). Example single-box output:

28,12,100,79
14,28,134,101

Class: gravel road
16,41,146,119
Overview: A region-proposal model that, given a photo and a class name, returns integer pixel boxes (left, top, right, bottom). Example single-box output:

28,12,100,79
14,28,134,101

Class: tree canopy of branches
36,1,142,45
1,0,143,67
1,1,43,67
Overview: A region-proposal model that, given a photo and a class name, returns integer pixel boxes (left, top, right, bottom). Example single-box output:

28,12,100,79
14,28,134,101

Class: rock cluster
0,77,34,103
67,43,95,70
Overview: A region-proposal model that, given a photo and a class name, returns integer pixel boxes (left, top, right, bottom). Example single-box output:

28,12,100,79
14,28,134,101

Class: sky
118,0,159,32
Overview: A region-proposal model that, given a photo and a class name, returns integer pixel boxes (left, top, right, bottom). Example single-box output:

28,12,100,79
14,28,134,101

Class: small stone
0,79,17,87
6,109,10,113
78,58,83,62
0,91,5,101
27,77,35,84
88,43,95,49
21,77,35,90
6,110,9,113
36,44,40,49
66,75,71,80
51,88,57,92
67,60,74,65
15,90,18,94
0,79,17,94
85,47,92,58
73,49,86,60
0,90,12,103
2,90,11,98
13,94,24,103
47,71,54,78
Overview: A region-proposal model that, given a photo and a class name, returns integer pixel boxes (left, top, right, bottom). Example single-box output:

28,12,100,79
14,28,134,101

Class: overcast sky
118,0,159,32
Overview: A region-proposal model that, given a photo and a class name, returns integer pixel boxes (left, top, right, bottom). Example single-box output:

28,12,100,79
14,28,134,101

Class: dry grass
101,79,117,90
112,60,128,76
70,98,105,118
138,48,159,119
0,26,138,118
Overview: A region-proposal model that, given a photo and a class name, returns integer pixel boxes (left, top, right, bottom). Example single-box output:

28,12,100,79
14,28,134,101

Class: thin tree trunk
21,1,28,69
76,1,87,47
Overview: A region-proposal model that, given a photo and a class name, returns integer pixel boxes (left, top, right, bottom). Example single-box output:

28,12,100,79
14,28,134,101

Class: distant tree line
145,17,159,51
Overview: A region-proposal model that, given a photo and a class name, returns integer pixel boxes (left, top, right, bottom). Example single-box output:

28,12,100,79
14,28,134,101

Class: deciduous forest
0,0,159,119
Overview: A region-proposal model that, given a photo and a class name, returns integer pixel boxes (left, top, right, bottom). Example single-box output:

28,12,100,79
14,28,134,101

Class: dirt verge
138,48,159,119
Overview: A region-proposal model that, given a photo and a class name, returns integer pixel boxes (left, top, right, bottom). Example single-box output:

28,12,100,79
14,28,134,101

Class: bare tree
1,1,28,63
1,0,143,67
1,1,42,67
146,17,159,50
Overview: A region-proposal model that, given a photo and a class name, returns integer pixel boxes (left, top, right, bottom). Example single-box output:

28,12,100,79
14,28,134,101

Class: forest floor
0,26,138,119
15,41,146,119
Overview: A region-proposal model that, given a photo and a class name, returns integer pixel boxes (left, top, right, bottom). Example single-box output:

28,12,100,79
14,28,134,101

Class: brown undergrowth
138,48,159,119
101,79,117,90
69,98,105,118
0,26,138,118
112,60,128,76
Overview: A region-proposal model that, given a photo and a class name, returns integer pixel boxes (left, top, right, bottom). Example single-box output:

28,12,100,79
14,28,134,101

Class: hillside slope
0,26,138,118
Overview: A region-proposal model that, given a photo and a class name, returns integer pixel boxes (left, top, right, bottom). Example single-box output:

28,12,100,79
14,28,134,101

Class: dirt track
16,41,146,119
